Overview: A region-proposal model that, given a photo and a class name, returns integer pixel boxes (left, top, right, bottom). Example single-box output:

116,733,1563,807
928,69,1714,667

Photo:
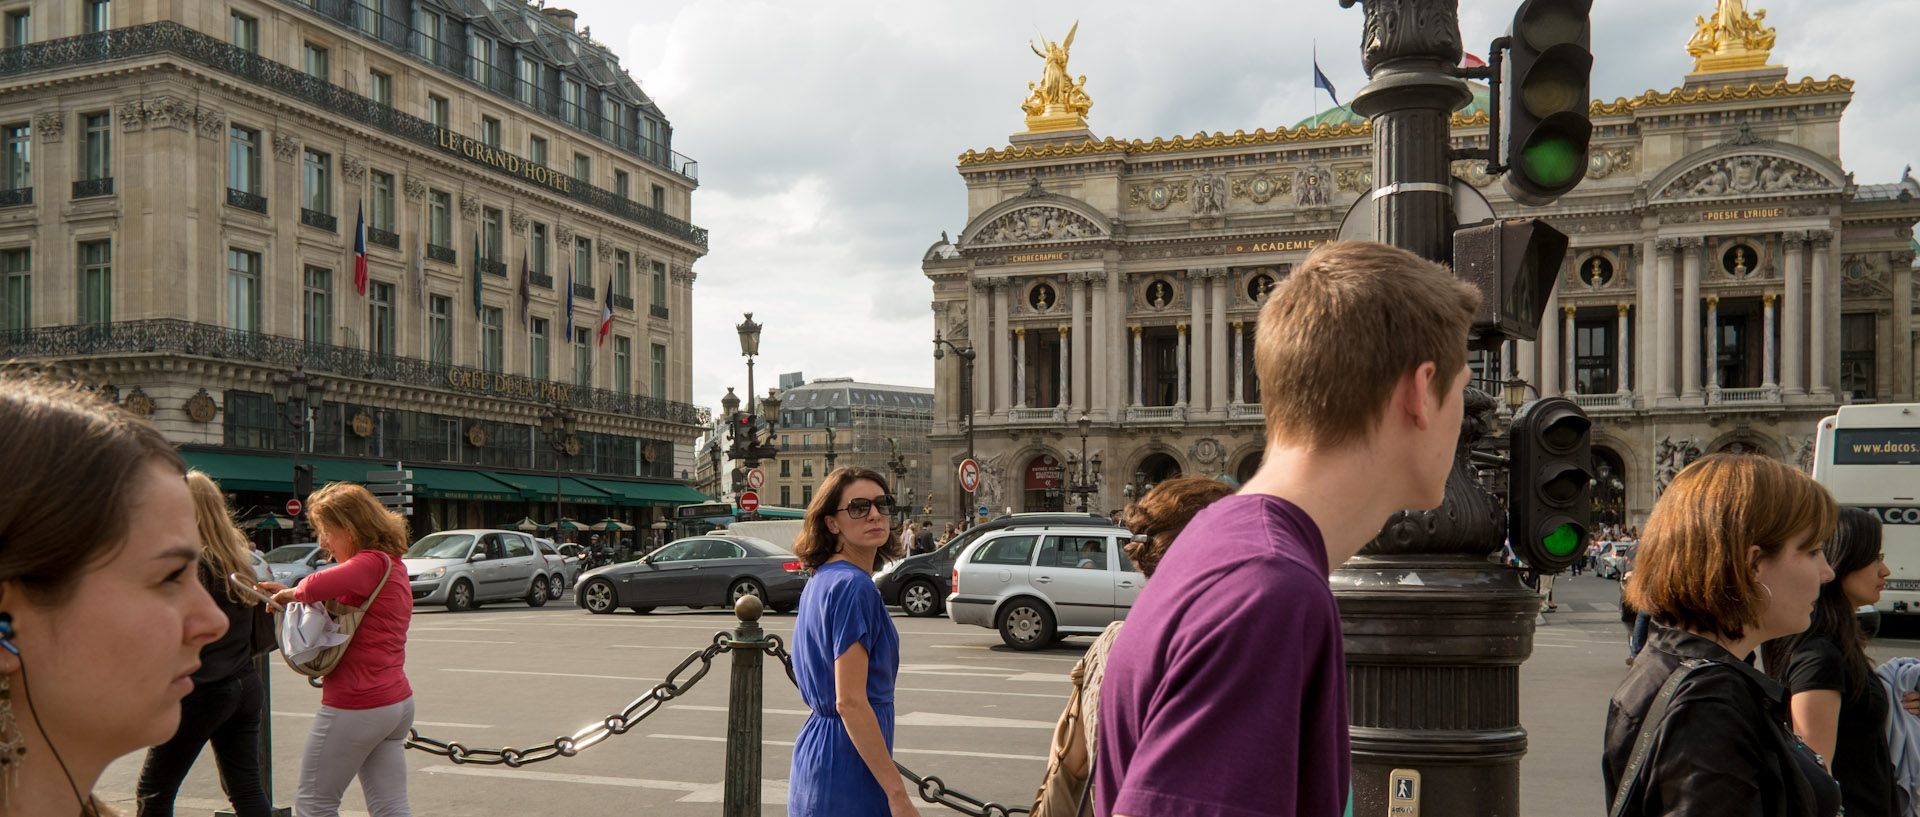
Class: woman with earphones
1604,454,1842,817
0,376,227,817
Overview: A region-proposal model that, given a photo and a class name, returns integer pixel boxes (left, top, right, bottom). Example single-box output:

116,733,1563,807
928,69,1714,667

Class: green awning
487,472,620,505
581,478,713,508
411,467,520,502
179,450,369,493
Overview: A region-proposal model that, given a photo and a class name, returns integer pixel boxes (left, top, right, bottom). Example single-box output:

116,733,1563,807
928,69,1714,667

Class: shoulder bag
1608,658,1713,817
282,555,396,680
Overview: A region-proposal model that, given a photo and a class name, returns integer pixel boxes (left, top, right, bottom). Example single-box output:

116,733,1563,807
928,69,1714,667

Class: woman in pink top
262,483,413,817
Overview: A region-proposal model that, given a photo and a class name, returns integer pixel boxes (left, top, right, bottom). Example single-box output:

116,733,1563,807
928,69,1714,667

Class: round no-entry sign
286,498,303,516
958,458,981,493
738,491,760,512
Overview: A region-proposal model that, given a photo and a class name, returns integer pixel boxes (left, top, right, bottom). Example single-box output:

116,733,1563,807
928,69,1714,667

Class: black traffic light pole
1330,1,1591,814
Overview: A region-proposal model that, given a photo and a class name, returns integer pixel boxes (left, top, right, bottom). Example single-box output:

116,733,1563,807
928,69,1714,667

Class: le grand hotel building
0,0,713,530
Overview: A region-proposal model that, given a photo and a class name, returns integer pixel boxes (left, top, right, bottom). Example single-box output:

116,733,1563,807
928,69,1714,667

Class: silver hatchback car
403,530,553,611
947,526,1143,650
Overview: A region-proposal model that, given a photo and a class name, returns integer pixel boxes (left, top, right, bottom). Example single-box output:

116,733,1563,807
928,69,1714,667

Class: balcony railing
479,258,507,277
530,271,554,289
0,187,30,208
1708,385,1780,406
366,226,399,249
226,188,266,214
426,243,456,264
72,177,113,199
1125,405,1188,423
0,22,708,247
301,208,338,232
1009,407,1066,423
573,282,596,300
1571,392,1633,410
1227,402,1262,420
0,318,710,426
611,293,634,310
650,304,671,320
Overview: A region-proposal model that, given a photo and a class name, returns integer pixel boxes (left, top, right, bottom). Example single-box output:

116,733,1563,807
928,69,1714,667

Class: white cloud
552,0,1920,414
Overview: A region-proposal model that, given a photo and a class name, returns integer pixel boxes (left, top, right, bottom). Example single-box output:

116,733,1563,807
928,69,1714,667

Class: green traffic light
1520,138,1583,187
1543,522,1582,556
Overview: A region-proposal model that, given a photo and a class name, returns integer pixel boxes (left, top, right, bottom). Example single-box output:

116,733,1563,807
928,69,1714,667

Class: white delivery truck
1811,403,1920,616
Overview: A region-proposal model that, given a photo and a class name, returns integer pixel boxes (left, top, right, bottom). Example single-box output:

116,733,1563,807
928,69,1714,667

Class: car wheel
547,574,566,600
446,580,476,613
730,578,767,606
581,579,619,615
901,580,941,618
998,599,1056,651
770,602,796,615
526,576,549,608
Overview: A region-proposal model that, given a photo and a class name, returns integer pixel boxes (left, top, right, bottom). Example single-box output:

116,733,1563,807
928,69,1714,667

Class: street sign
285,499,302,516
746,468,766,491
958,458,981,493
738,491,760,512
977,504,989,524
365,469,413,482
366,482,413,495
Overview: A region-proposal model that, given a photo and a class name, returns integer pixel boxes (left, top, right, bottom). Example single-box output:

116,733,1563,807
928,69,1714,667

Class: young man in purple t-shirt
1096,241,1481,817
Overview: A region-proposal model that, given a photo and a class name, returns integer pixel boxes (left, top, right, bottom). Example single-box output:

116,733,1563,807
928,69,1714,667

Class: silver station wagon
947,525,1143,650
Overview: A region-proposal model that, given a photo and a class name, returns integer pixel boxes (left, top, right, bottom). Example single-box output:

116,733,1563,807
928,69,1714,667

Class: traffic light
293,463,315,499
1452,218,1569,342
1501,0,1593,205
1507,397,1591,574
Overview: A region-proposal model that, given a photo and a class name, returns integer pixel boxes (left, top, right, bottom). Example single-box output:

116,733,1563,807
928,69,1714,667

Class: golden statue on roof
1020,22,1093,135
1686,0,1781,74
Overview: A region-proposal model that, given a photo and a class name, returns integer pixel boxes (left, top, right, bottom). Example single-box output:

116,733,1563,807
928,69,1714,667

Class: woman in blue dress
788,466,919,817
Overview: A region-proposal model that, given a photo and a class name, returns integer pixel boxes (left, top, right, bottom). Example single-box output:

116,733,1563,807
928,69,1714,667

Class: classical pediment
1655,153,1838,201
963,204,1109,246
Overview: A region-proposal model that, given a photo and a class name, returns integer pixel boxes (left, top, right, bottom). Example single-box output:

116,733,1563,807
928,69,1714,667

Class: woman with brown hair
1604,454,1842,817
0,375,227,817
1029,477,1232,816
260,483,412,817
134,471,275,816
787,467,916,817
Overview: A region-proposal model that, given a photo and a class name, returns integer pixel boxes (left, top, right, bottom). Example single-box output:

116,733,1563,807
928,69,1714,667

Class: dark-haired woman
787,467,918,817
1765,507,1902,817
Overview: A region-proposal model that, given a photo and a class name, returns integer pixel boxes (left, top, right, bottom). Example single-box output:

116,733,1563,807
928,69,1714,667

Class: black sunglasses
835,495,897,519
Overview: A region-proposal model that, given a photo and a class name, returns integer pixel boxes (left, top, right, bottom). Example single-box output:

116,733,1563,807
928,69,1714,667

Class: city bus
1811,403,1920,617
670,501,804,541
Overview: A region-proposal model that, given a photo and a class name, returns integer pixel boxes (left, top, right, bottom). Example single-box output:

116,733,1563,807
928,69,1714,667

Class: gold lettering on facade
1006,252,1069,263
1701,207,1785,222
1228,240,1322,254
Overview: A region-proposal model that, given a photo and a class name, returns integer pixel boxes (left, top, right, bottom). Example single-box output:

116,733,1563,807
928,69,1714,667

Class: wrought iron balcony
0,22,709,248
650,304,670,320
480,258,507,277
71,177,113,199
573,282,596,300
0,187,30,208
301,208,337,232
530,271,554,289
0,318,711,426
366,226,399,249
426,243,456,264
611,293,634,310
226,188,266,214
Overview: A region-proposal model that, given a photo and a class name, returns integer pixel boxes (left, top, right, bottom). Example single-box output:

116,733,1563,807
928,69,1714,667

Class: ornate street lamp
1065,414,1101,513
933,331,977,517
539,405,578,530
271,368,327,540
824,425,838,471
1503,377,1537,412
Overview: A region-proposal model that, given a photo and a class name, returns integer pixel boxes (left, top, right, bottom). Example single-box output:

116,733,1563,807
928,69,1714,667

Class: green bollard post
723,594,767,817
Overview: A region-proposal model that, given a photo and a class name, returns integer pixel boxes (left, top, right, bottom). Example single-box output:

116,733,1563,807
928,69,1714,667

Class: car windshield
407,533,477,559
263,545,315,564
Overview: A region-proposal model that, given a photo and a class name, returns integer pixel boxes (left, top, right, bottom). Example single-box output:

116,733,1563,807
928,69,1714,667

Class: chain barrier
405,635,730,767
764,642,1032,817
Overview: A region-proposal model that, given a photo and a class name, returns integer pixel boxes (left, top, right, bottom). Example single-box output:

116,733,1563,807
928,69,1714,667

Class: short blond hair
1256,241,1481,450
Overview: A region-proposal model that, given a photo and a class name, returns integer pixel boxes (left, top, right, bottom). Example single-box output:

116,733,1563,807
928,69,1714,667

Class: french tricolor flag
352,201,368,296
598,276,613,345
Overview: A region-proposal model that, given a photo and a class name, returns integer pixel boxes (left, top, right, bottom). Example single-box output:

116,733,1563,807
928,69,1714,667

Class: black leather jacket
1604,626,1838,817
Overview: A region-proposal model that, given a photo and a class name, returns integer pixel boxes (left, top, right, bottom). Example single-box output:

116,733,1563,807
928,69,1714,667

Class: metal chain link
763,640,1030,816
405,638,730,766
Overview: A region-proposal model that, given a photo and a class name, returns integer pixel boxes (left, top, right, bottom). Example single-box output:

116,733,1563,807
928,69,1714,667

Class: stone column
1058,326,1071,410
1210,270,1230,414
1070,273,1090,415
1763,293,1778,390
1782,232,1806,397
1539,288,1561,397
1014,328,1027,409
1680,237,1704,401
1563,306,1577,395
1616,304,1631,395
1176,323,1189,407
968,279,989,421
1516,340,1536,396
1131,326,1143,407
993,280,1012,418
1810,230,1835,397
1188,272,1208,411
1705,296,1720,392
1232,321,1246,404
1655,238,1678,404
1089,271,1110,421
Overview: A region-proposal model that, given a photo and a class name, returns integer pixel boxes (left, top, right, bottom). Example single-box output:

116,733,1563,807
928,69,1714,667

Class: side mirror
468,550,487,562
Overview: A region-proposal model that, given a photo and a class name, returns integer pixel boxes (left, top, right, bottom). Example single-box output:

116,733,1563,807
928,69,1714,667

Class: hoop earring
0,675,22,804
1758,582,1774,601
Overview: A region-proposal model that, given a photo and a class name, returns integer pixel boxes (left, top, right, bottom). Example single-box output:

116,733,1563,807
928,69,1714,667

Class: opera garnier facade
922,2,1920,528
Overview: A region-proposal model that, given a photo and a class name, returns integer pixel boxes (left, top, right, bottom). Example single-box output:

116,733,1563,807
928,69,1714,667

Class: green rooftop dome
1291,82,1492,130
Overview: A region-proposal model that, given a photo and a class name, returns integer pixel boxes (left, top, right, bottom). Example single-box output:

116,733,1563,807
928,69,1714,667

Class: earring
0,675,23,804
1758,582,1775,601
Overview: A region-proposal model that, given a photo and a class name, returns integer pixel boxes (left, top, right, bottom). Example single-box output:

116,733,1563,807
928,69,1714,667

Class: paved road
93,573,1920,816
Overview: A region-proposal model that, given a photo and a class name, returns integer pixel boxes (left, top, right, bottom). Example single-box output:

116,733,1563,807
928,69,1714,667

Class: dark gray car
574,535,808,615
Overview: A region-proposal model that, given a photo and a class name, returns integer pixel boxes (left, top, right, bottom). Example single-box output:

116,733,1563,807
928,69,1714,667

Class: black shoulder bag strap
1608,658,1714,817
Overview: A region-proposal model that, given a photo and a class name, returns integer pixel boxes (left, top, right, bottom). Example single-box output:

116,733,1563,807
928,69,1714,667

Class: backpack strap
351,553,396,615
1609,658,1714,817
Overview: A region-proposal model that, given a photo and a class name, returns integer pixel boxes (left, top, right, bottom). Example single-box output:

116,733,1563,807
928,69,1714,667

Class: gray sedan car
575,535,807,615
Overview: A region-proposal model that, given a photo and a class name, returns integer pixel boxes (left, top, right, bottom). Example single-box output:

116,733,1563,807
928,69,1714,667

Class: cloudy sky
552,0,1920,416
